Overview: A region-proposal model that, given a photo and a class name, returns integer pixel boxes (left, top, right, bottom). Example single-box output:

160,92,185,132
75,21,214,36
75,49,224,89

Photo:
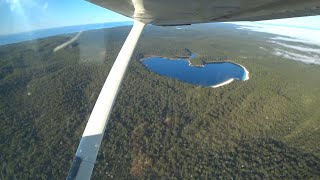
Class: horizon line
0,20,134,36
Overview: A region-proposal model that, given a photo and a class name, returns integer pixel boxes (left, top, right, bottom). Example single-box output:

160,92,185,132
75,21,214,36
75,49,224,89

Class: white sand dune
211,78,234,88
53,31,82,52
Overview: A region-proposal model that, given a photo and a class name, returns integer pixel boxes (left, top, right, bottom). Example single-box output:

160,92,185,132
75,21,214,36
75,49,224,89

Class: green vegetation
0,24,319,179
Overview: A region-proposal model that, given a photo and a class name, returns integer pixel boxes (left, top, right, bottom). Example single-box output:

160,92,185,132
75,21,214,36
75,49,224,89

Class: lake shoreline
141,53,250,88
211,78,235,88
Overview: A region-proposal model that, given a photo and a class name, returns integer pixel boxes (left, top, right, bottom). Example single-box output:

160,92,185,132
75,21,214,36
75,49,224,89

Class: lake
142,56,249,87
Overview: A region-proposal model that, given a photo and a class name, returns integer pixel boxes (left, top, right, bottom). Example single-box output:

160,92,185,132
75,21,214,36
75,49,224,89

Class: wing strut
67,20,145,180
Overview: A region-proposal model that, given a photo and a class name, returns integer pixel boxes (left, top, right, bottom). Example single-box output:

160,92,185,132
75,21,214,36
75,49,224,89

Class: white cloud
230,17,320,65
271,36,312,44
256,16,320,30
269,40,320,54
272,48,320,65
3,0,48,13
5,0,23,13
42,2,48,11
234,22,320,46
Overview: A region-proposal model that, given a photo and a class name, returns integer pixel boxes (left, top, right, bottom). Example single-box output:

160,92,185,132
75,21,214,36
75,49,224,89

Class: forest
0,23,320,179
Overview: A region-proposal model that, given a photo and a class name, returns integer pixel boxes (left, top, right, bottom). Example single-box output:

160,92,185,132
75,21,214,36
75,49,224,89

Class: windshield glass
1,1,320,179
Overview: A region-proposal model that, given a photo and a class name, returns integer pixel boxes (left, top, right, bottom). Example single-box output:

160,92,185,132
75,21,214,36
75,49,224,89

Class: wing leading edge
88,0,320,25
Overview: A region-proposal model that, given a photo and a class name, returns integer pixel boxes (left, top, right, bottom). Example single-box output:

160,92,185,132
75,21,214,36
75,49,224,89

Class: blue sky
0,0,132,35
1,0,320,35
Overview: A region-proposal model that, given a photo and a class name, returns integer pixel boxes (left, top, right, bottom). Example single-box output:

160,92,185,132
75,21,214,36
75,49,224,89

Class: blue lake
142,56,248,87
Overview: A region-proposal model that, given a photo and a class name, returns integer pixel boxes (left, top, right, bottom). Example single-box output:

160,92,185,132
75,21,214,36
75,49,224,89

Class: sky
0,0,132,35
1,0,320,35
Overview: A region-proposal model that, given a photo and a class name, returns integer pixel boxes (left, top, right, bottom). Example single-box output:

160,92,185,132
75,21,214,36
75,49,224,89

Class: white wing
89,0,320,25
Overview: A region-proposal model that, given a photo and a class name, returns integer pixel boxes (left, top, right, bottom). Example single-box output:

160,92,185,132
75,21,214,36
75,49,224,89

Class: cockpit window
1,1,320,179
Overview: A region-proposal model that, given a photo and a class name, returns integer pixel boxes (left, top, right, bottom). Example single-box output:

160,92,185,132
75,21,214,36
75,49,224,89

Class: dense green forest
0,23,320,179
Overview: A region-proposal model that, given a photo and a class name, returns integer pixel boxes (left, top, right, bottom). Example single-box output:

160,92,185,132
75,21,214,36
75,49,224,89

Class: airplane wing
89,0,320,25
